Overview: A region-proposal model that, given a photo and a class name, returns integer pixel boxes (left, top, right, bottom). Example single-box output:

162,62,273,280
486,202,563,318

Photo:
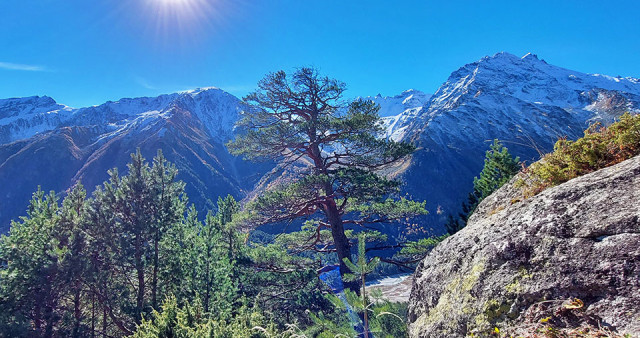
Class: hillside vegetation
519,112,640,196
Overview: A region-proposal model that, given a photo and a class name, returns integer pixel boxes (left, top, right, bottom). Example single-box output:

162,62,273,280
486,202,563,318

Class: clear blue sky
1,0,639,108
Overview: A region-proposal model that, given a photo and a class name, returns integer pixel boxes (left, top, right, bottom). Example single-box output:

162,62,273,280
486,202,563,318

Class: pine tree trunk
43,282,55,338
73,282,82,337
91,292,95,338
44,303,54,338
310,139,357,293
325,199,357,292
362,273,369,338
135,234,145,321
34,301,42,335
102,305,107,338
205,247,211,313
152,230,159,310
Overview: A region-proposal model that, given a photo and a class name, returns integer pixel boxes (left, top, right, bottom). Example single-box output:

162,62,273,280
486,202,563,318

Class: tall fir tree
0,188,62,336
473,139,521,201
57,183,89,337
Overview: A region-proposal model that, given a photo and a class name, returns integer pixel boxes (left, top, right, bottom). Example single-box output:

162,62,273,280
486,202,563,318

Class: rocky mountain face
0,88,271,232
0,95,74,144
388,52,640,235
407,155,640,337
2,52,640,235
371,89,432,141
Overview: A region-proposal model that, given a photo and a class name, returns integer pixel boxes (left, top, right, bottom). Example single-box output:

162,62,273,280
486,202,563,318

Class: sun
142,0,225,44
154,0,195,6
147,0,210,15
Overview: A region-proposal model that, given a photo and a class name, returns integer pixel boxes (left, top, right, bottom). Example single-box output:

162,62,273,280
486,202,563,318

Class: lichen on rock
408,155,640,337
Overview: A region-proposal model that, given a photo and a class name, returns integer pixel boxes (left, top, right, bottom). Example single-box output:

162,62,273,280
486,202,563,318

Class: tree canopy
0,149,410,337
228,67,427,289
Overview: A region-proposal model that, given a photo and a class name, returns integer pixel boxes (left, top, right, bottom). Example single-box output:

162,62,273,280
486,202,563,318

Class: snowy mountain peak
0,95,74,143
364,89,432,141
181,86,221,94
0,95,67,117
359,89,432,118
479,52,548,69
487,51,519,60
421,51,640,124
0,95,55,106
172,87,245,140
0,87,245,144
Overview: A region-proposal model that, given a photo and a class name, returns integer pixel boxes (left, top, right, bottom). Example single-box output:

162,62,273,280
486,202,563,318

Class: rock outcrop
408,155,640,337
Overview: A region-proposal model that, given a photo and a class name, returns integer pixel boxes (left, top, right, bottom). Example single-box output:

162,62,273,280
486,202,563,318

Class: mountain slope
0,96,74,144
367,89,432,141
0,88,270,231
388,52,640,234
2,52,640,235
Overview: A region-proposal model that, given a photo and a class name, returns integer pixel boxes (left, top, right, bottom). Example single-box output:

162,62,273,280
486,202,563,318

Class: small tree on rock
473,139,521,201
448,139,520,234
343,233,379,338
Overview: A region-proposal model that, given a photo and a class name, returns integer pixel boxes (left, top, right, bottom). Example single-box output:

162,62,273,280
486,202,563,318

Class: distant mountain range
0,88,272,231
1,52,639,234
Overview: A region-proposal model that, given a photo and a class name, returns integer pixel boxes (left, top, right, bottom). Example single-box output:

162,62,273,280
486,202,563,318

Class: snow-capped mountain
401,52,639,141
387,52,640,235
0,88,268,231
1,52,639,235
360,89,431,117
357,89,432,141
0,87,242,145
0,96,75,143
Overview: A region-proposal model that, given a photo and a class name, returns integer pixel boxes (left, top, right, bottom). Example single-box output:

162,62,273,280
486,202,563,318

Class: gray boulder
407,155,640,337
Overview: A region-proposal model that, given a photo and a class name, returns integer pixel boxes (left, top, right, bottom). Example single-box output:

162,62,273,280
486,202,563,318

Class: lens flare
142,0,227,46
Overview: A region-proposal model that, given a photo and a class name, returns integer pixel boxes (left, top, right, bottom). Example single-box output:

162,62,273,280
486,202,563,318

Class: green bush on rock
520,113,640,196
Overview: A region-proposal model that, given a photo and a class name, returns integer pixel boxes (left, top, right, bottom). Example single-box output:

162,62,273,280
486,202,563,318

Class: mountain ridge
0,87,268,231
0,87,242,145
2,52,640,235
386,52,640,236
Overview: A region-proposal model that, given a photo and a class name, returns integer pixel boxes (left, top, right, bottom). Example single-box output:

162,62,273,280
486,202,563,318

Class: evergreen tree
447,140,520,235
0,188,62,336
228,67,427,290
444,214,462,235
57,183,90,337
342,233,380,338
1,149,384,337
85,173,133,336
473,139,521,201
81,150,188,334
149,150,186,310
195,198,237,317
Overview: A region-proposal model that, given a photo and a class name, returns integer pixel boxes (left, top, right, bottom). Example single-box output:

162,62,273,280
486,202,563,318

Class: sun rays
142,0,228,46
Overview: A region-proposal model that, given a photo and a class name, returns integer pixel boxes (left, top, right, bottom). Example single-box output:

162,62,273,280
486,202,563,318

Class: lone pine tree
228,67,427,291
447,139,520,235
473,139,521,201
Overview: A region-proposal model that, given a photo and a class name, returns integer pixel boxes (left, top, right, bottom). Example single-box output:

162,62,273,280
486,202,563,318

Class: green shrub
520,113,640,195
133,296,279,338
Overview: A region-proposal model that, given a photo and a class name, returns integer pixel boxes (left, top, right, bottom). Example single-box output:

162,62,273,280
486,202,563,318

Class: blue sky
1,0,639,107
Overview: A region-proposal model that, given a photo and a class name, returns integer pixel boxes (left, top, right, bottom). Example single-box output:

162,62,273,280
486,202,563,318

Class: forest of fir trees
0,150,410,337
